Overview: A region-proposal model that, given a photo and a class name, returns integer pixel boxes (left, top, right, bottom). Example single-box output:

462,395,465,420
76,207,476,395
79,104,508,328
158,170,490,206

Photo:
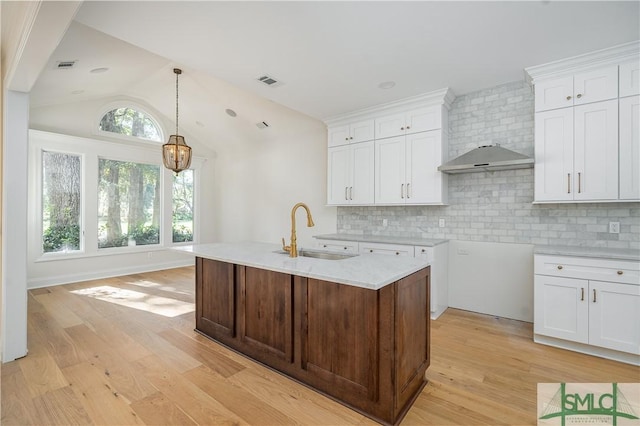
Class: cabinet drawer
414,246,434,263
535,254,640,285
359,242,414,257
315,239,359,254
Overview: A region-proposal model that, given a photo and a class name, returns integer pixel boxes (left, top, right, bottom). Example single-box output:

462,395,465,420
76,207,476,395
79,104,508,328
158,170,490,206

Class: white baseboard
27,259,194,289
534,334,640,366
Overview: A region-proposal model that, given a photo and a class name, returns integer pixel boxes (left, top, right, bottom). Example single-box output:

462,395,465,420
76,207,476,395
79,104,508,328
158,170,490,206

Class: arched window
98,106,163,142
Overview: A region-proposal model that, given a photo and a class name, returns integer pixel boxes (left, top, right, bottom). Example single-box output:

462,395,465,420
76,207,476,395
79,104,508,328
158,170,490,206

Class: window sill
33,244,192,263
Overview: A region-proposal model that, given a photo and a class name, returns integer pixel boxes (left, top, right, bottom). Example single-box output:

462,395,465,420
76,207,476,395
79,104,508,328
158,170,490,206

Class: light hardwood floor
1,266,638,425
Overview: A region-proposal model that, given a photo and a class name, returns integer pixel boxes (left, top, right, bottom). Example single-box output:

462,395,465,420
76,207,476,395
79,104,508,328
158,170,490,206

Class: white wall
29,88,335,286
448,240,534,322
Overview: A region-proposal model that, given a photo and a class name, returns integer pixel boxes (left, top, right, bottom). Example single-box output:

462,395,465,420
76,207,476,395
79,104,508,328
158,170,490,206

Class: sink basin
274,249,358,260
299,249,358,260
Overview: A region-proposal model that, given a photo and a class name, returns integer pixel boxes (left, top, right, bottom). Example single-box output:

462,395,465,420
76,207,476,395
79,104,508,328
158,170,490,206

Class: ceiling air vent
56,60,77,69
256,121,270,129
257,75,283,87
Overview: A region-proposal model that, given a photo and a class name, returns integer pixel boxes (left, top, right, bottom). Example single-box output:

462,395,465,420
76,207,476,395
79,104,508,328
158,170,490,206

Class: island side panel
394,266,430,417
195,257,236,339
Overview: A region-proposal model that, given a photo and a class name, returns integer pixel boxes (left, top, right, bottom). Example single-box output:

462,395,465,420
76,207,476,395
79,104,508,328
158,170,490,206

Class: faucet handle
282,237,291,253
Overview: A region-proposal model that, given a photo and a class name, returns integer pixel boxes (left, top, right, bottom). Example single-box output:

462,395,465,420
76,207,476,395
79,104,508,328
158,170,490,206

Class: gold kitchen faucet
282,202,314,258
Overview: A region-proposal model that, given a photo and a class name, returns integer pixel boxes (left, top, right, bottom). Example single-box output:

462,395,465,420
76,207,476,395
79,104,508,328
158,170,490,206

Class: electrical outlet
439,218,446,228
382,219,388,227
609,222,620,234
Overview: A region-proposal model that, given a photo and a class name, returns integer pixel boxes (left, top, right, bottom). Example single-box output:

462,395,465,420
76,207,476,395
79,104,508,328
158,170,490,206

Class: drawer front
315,240,359,254
414,246,434,263
535,255,640,285
359,242,414,257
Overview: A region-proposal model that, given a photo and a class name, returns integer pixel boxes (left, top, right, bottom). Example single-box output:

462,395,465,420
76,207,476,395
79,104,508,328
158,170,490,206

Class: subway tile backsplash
337,81,640,249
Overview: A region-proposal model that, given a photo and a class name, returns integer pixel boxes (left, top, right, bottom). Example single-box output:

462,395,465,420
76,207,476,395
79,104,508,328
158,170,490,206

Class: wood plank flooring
2,266,638,425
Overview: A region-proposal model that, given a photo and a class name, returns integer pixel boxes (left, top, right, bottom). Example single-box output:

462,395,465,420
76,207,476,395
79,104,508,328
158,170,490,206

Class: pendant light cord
175,69,180,136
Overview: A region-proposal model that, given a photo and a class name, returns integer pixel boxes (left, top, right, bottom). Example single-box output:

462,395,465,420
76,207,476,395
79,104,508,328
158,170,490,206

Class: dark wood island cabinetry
195,256,430,425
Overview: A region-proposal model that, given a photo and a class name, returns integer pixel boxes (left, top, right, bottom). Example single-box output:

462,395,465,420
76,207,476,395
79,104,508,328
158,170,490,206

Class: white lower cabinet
315,238,449,319
534,254,640,365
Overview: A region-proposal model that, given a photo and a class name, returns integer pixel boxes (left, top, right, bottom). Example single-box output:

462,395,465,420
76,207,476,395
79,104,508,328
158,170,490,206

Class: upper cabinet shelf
325,89,455,207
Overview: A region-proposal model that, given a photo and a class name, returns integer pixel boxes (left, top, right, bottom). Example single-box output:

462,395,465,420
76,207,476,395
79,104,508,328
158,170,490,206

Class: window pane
99,107,162,141
98,159,160,248
42,151,81,253
173,170,194,243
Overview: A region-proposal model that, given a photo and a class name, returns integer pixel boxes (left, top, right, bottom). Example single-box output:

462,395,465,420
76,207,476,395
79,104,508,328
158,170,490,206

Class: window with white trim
28,130,200,261
98,106,163,142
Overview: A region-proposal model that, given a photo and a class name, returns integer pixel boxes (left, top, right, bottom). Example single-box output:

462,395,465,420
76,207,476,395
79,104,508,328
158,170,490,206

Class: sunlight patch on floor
71,285,194,317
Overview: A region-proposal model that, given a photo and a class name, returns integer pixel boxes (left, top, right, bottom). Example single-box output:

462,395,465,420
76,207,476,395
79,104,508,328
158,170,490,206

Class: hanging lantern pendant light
162,68,192,174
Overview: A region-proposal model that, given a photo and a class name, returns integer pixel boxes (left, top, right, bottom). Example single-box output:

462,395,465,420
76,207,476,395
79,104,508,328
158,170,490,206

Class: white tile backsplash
337,81,640,249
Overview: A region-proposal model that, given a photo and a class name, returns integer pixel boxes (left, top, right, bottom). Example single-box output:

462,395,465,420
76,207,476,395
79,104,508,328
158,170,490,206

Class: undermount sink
274,249,358,260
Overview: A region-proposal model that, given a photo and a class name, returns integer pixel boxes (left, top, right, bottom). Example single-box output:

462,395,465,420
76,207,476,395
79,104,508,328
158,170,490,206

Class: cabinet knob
323,244,327,248
349,136,353,140
617,270,623,275
400,127,405,130
406,125,410,129
345,137,349,141
576,94,582,99
557,265,563,270
422,249,426,253
395,251,400,255
566,95,572,101
343,247,347,250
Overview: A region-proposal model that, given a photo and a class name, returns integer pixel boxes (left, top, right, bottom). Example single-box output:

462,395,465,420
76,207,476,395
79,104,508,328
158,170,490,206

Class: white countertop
534,245,640,261
174,242,430,290
314,233,448,247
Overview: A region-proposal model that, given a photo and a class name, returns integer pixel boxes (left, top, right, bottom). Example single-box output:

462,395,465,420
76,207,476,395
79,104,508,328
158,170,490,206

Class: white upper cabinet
375,106,442,139
620,59,640,97
327,119,374,147
620,95,640,200
535,66,618,112
327,141,374,205
534,108,574,202
573,100,619,201
528,44,640,203
325,88,453,206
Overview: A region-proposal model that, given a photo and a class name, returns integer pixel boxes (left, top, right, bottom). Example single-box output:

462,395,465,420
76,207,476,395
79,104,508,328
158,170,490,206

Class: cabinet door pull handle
581,287,584,301
557,265,563,270
566,95,572,101
577,94,582,99
578,172,581,193
593,289,597,303
617,270,623,275
567,174,571,194
407,183,411,198
401,184,405,199
345,187,348,200
349,186,353,200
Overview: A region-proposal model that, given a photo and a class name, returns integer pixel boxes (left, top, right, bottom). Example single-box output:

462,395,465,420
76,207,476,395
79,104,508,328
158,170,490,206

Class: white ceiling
32,1,639,121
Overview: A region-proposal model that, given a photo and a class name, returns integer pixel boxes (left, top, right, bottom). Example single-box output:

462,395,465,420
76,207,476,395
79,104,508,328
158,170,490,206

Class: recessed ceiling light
378,81,396,89
225,109,237,117
90,67,109,74
71,90,84,95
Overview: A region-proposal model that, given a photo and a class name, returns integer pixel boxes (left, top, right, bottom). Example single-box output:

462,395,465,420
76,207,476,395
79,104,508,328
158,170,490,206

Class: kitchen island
175,242,431,425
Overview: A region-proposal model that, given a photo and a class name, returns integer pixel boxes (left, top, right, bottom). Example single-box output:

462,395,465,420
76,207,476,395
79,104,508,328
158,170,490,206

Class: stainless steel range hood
438,144,534,174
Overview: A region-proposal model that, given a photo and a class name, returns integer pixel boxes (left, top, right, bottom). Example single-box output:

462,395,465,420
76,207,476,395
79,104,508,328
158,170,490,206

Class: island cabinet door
302,280,381,404
195,258,236,342
238,267,294,364
394,267,430,416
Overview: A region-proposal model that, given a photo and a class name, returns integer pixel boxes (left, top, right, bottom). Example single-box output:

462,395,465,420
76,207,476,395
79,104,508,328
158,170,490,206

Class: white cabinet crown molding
525,40,640,85
323,87,455,127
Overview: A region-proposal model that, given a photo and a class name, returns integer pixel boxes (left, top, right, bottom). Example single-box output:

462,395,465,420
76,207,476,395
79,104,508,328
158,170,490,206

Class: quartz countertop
314,233,448,247
174,242,430,290
534,245,640,261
